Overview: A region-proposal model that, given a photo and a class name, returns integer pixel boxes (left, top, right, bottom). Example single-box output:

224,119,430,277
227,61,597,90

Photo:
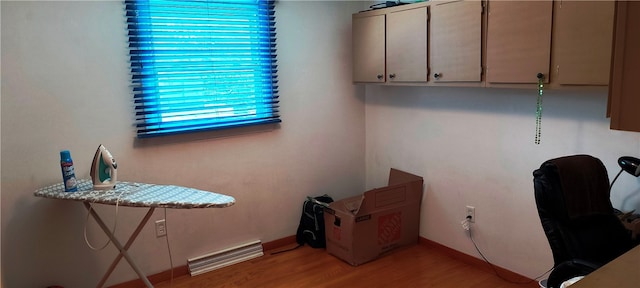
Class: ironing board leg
84,202,156,288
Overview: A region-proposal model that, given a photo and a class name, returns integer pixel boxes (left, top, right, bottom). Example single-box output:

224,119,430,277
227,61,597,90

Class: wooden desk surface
570,244,640,287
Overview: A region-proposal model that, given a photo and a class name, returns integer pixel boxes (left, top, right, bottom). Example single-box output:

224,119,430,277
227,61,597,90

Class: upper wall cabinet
430,0,482,83
352,4,429,84
352,0,615,88
486,1,553,84
608,1,640,132
352,14,386,83
552,1,615,85
386,7,428,82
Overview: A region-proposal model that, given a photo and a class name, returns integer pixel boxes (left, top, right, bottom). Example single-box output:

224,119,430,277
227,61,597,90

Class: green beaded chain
535,73,544,145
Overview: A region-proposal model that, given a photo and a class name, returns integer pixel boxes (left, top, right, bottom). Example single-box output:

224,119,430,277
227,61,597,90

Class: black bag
296,195,334,248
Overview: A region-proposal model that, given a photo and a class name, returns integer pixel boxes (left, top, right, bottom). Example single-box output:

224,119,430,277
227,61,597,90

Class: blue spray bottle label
60,150,78,192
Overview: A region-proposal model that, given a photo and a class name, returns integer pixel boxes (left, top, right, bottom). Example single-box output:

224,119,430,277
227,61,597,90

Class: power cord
162,207,175,287
84,191,125,251
270,244,302,255
83,187,176,287
609,168,624,191
462,216,554,285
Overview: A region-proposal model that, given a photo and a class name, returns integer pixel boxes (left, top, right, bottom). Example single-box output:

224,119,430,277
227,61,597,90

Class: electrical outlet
155,219,166,237
466,206,475,223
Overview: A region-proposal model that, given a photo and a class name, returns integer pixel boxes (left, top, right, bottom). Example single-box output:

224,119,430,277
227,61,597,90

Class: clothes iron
90,144,118,190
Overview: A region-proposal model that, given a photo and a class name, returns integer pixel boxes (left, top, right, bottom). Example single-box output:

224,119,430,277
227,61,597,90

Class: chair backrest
533,155,634,266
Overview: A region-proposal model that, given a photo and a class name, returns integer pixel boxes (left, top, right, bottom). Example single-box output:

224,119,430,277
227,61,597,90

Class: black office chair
533,154,637,288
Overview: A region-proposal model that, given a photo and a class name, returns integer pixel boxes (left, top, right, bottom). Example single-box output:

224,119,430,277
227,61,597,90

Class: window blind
125,0,279,138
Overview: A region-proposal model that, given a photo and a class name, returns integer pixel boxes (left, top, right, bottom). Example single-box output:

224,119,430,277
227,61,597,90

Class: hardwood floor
153,244,540,288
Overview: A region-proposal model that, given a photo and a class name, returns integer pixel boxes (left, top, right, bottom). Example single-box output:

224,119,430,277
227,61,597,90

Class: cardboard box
324,168,423,266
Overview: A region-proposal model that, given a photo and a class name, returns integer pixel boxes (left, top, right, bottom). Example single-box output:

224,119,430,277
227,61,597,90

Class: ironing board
34,179,235,288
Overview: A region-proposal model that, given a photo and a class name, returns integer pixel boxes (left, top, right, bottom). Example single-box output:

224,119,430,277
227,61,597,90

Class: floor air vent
187,240,264,276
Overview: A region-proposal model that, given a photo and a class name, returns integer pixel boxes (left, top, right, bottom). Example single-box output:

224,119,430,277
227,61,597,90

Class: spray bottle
60,150,78,192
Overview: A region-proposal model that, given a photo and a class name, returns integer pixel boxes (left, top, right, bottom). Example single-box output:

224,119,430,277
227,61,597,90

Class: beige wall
3,0,640,287
1,1,366,287
365,85,640,278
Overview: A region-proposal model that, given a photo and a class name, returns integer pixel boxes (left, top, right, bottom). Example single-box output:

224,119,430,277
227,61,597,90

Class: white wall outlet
155,219,166,237
466,206,475,223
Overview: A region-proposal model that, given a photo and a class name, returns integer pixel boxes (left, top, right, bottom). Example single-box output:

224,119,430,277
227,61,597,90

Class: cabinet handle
434,73,441,79
377,74,384,80
389,73,396,79
537,73,544,80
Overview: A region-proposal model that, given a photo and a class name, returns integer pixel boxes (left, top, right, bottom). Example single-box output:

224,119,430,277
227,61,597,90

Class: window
125,0,279,138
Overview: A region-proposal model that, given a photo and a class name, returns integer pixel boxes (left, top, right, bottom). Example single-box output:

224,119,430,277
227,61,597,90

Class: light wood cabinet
486,1,553,84
352,4,429,84
386,7,428,82
608,1,640,132
352,0,616,90
430,0,482,83
352,14,386,83
552,1,615,85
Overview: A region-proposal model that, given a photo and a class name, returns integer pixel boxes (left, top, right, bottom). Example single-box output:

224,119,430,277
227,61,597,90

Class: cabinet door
608,1,640,132
553,1,614,85
353,14,386,83
386,7,428,82
430,0,482,82
486,1,552,84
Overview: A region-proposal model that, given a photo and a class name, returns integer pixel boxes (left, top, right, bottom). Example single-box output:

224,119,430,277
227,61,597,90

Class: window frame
125,0,280,138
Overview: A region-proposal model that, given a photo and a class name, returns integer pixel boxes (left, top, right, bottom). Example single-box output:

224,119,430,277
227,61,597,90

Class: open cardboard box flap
324,168,424,266
330,168,423,216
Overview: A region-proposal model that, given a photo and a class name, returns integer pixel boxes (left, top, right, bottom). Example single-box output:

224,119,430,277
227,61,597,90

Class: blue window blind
125,0,279,138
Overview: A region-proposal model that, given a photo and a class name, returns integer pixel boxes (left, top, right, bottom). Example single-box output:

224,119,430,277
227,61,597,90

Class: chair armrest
568,259,601,271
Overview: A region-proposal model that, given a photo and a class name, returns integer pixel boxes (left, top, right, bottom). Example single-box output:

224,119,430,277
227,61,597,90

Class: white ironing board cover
34,179,235,209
